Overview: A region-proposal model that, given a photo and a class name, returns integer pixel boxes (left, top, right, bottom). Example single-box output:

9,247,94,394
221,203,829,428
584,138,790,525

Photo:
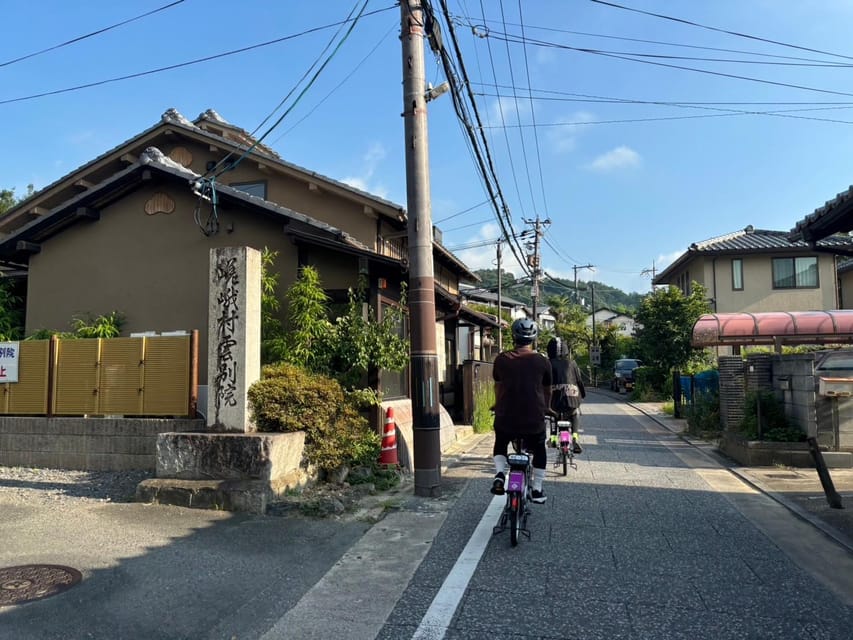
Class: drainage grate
0,565,82,607
766,473,800,479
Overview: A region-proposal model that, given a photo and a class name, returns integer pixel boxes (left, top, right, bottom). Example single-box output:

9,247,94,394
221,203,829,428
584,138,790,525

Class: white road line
411,495,505,640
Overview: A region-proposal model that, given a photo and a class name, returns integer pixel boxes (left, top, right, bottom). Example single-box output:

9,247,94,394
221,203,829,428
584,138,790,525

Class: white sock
532,468,546,491
493,455,507,475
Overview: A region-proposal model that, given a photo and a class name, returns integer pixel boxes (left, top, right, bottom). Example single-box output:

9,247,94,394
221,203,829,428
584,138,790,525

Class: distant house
586,308,636,337
653,225,853,313
0,108,497,413
789,186,853,309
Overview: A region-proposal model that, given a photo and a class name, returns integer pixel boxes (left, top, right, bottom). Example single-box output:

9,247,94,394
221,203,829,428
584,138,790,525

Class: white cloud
486,96,530,129
450,222,524,274
655,249,684,272
549,111,595,154
341,142,389,198
586,146,641,172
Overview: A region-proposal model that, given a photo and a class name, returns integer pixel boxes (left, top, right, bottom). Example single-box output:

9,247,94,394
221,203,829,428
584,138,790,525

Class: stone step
136,478,271,514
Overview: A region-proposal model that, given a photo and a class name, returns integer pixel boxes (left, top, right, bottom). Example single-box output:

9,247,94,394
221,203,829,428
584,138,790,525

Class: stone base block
156,431,306,482
140,431,313,513
136,478,270,514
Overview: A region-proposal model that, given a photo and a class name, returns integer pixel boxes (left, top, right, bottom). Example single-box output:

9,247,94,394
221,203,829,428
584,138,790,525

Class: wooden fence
0,333,198,417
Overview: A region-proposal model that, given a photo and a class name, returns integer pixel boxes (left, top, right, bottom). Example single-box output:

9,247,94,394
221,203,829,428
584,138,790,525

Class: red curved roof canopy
692,310,853,347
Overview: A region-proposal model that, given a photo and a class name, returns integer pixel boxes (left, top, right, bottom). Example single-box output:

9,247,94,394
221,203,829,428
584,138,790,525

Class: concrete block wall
772,354,816,437
0,417,203,470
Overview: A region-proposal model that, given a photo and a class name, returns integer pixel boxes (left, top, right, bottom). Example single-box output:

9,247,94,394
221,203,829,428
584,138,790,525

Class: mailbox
818,377,853,397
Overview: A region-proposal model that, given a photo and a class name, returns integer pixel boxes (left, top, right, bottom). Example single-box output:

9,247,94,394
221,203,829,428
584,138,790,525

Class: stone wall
0,417,203,470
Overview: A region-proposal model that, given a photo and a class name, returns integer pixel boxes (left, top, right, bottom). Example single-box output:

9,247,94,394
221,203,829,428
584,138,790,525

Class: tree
633,283,712,384
0,184,35,215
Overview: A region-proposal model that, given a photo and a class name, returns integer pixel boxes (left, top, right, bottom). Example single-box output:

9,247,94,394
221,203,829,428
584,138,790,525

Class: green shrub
472,382,495,434
739,390,804,442
72,311,125,338
248,363,380,473
685,391,721,437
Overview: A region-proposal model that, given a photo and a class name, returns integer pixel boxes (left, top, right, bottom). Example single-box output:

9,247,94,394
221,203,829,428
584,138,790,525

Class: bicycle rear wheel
561,447,568,476
509,493,521,546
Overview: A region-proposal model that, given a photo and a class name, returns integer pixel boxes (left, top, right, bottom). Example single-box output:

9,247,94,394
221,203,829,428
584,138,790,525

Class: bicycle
492,438,533,547
548,415,577,476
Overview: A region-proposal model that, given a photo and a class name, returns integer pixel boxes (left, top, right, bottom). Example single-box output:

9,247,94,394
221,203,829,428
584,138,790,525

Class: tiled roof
654,225,853,284
691,225,853,253
790,184,853,242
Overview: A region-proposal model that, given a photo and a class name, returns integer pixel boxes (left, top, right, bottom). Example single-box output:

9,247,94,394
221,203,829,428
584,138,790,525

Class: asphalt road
2,393,852,639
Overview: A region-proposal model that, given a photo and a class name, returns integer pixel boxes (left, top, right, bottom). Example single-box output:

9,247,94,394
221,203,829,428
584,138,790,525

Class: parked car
611,358,642,392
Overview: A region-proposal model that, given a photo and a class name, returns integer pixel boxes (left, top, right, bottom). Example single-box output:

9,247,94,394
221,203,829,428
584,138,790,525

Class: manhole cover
0,565,82,607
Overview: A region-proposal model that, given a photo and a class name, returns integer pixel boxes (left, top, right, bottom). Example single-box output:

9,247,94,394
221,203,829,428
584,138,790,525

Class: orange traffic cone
379,407,398,466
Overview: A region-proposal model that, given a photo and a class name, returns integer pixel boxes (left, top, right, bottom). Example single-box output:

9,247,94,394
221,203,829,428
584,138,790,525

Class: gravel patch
0,466,153,506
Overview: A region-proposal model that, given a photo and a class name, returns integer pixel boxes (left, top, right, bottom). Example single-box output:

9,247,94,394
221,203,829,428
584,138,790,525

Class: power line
589,0,853,62
0,0,187,68
270,21,398,146
0,4,397,107
453,15,851,66
206,0,369,179
477,0,528,220
486,31,853,99
433,198,493,223
430,0,531,275
517,0,549,218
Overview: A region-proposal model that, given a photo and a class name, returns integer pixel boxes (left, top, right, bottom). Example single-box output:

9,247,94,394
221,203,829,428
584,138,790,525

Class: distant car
611,358,642,392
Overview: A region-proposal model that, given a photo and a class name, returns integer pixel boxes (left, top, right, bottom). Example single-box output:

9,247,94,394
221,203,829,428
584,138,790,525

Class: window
732,258,743,291
230,181,267,199
378,299,409,399
772,256,818,289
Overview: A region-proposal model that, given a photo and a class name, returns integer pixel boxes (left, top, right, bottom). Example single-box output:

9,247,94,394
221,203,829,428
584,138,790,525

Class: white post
207,246,261,432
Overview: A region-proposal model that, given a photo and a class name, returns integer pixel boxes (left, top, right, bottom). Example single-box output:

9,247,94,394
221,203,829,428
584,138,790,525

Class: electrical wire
205,0,367,178
452,14,852,66
429,0,531,275
589,0,853,62
433,198,493,224
517,0,549,218
498,0,538,218
208,0,372,181
486,31,853,100
0,4,397,106
270,21,397,146
477,0,528,221
0,0,187,68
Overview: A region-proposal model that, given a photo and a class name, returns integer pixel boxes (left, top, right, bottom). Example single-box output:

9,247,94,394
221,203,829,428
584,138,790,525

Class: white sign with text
0,341,20,383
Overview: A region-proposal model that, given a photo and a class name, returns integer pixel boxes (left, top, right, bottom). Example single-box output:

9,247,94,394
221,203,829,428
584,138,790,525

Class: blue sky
4,1,853,295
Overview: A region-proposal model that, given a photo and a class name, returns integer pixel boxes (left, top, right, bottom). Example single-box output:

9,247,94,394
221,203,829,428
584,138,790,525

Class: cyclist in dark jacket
491,318,552,504
547,337,585,454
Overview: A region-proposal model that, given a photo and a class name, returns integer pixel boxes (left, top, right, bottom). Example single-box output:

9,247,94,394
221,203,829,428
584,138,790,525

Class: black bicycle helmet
511,317,538,345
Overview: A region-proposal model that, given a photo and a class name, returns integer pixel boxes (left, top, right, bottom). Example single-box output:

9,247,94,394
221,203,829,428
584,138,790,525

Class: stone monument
136,247,308,513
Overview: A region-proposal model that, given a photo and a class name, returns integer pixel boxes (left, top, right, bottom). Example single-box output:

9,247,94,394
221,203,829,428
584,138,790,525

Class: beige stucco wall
165,139,385,252
25,181,358,377
669,254,838,313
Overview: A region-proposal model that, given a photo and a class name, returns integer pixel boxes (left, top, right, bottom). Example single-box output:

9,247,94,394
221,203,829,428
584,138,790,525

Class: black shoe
491,472,506,495
531,489,546,504
572,442,583,454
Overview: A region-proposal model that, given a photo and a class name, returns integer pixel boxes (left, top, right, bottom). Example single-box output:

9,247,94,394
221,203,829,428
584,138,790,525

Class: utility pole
573,263,594,306
641,260,657,290
496,240,503,352
526,217,549,326
401,0,441,497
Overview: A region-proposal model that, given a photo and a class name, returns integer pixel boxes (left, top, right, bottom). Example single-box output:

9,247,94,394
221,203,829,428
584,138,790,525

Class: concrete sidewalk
632,400,853,553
